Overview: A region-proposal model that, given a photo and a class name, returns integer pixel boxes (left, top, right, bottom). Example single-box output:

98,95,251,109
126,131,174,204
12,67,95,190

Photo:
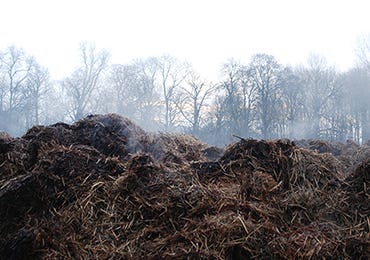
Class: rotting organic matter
0,114,369,259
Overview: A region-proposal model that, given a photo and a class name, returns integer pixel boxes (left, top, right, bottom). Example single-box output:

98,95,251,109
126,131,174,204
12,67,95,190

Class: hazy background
1,0,370,146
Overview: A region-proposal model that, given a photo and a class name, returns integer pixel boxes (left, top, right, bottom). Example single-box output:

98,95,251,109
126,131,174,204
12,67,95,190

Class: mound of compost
296,138,370,173
0,114,368,259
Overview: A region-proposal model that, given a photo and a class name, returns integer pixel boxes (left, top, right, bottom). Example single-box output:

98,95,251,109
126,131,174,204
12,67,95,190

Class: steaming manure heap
0,114,369,259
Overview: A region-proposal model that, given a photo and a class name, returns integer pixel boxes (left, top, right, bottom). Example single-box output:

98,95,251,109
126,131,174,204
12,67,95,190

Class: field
0,114,369,259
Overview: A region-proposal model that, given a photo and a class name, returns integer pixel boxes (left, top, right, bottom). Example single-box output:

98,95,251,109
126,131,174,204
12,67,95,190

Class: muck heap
0,114,369,259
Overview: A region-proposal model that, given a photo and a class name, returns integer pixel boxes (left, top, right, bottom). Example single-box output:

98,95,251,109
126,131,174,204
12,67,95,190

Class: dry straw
0,114,369,259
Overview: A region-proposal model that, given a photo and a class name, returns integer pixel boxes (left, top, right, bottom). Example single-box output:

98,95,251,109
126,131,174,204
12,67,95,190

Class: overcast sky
1,0,369,80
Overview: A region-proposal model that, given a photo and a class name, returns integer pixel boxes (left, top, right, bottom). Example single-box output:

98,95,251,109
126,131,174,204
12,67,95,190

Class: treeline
1,43,370,146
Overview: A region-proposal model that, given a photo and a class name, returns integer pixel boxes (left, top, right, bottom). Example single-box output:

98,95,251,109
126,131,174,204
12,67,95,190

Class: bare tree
0,46,33,134
344,67,370,142
109,63,141,117
204,94,231,146
176,72,216,136
247,54,283,138
280,67,305,137
63,43,110,121
354,35,370,141
134,58,161,127
238,65,258,137
157,55,189,130
0,46,32,113
298,54,340,138
355,34,370,71
25,59,50,127
108,58,161,129
219,59,243,136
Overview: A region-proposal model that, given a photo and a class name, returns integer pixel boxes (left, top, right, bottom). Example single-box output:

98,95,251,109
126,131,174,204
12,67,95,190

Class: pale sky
0,0,369,81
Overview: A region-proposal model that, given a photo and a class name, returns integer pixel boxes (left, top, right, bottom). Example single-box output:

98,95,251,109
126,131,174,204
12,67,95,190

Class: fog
0,1,370,146
0,41,370,146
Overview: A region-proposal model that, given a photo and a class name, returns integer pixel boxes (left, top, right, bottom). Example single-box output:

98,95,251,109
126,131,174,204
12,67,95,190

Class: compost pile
0,114,369,259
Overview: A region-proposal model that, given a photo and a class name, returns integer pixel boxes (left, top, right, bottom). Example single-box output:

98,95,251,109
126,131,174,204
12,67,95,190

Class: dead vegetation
0,114,369,259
